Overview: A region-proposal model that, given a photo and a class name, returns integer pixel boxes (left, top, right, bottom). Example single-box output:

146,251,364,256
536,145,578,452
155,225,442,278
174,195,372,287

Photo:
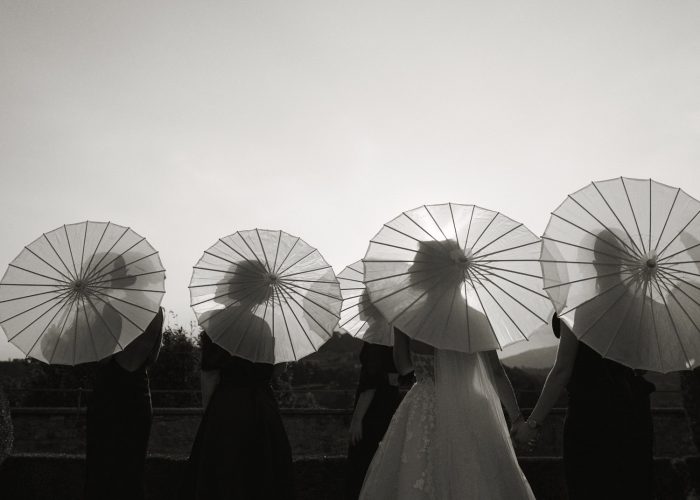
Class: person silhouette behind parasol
180,257,295,500
338,259,403,500
83,252,165,500
360,239,536,499
513,229,656,500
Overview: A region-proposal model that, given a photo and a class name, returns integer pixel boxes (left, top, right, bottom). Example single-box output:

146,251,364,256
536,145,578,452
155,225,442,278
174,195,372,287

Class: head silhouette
408,239,466,297
97,254,137,288
592,229,627,290
356,289,385,329
35,252,131,364
198,258,274,360
217,259,270,307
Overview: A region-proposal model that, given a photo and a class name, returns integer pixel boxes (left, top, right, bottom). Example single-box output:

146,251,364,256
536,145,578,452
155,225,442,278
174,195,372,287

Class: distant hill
502,345,557,369
313,332,561,371
310,333,362,356
301,333,362,368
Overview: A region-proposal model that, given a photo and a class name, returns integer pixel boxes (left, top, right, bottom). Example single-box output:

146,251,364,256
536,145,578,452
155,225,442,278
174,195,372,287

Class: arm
198,330,226,409
484,350,522,424
115,308,164,372
392,328,413,376
200,369,220,409
145,330,163,366
513,323,578,445
349,389,376,445
350,343,386,445
529,323,577,424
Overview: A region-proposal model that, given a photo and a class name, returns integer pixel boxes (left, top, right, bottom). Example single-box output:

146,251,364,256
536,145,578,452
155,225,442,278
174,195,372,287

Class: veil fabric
435,349,534,499
360,348,534,499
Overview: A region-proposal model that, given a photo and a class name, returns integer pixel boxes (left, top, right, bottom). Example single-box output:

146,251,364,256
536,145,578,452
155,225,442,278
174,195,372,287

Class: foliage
271,341,360,408
276,358,357,390
149,326,201,407
0,326,558,410
21,360,96,407
4,325,202,408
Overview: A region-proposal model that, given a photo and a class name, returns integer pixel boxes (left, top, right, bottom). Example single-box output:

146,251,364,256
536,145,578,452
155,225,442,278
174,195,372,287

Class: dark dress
180,333,294,500
345,342,402,500
554,316,656,500
85,310,164,500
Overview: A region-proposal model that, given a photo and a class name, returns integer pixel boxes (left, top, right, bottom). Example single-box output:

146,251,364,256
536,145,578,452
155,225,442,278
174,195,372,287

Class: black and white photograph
1,1,699,499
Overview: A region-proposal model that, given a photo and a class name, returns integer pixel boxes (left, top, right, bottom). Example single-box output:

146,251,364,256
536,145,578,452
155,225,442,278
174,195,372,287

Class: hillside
502,345,558,370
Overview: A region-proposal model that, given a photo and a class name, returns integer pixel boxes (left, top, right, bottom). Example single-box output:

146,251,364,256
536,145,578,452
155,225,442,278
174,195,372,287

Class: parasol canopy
364,203,553,353
0,221,165,365
337,260,393,346
542,177,700,372
189,229,341,364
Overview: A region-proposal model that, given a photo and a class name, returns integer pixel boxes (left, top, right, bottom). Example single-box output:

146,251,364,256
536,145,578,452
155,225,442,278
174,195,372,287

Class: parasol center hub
265,273,280,285
70,279,88,293
640,253,659,280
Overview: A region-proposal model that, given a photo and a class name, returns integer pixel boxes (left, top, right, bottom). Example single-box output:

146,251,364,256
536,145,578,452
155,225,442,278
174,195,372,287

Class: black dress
85,312,163,500
345,342,402,500
180,333,294,500
555,317,656,500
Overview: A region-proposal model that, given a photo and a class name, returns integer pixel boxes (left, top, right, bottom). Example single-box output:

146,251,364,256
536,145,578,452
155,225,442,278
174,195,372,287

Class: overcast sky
1,0,699,359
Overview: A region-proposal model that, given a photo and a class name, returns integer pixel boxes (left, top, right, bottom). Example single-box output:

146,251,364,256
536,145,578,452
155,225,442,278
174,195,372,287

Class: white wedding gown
359,349,535,499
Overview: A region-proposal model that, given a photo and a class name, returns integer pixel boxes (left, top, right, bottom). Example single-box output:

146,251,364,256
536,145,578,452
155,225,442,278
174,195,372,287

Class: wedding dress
359,349,534,499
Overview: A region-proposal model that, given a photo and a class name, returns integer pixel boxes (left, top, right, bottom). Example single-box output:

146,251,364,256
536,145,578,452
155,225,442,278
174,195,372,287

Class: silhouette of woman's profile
180,259,296,500
37,253,137,364
515,228,656,500
197,258,275,361
84,253,163,500
399,239,493,351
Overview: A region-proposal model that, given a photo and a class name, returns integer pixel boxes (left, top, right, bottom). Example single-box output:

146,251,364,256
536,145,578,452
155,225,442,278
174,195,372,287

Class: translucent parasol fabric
364,203,554,353
542,177,700,372
337,260,393,346
189,229,342,364
0,221,166,365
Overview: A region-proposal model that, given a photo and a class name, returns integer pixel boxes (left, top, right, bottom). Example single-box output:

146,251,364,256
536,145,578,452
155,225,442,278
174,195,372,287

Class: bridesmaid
179,331,295,500
512,230,655,499
345,338,406,500
513,315,655,499
85,306,164,500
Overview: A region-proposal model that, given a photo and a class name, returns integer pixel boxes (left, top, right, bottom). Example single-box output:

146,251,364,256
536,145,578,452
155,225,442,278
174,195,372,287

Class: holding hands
510,418,540,452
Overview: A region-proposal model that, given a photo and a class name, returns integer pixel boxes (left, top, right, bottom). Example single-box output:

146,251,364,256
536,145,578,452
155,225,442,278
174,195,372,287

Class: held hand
512,421,540,451
349,418,363,446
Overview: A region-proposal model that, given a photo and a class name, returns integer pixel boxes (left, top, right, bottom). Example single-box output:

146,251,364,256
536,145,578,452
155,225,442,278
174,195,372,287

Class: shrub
148,326,201,407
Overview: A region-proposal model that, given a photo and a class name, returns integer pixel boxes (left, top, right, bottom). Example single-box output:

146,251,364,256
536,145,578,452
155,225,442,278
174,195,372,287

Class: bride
358,327,535,499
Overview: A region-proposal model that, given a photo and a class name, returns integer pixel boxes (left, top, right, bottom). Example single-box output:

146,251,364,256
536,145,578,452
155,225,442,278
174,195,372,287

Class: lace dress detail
411,352,435,382
403,353,435,495
360,352,436,499
359,350,534,500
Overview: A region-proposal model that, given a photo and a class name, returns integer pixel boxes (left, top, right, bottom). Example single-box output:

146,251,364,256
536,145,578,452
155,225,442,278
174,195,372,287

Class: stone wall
3,406,696,499
0,388,11,464
0,453,697,500
8,407,697,458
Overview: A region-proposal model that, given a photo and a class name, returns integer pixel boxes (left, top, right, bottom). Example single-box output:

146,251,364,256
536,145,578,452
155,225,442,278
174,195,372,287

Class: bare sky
1,1,699,359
